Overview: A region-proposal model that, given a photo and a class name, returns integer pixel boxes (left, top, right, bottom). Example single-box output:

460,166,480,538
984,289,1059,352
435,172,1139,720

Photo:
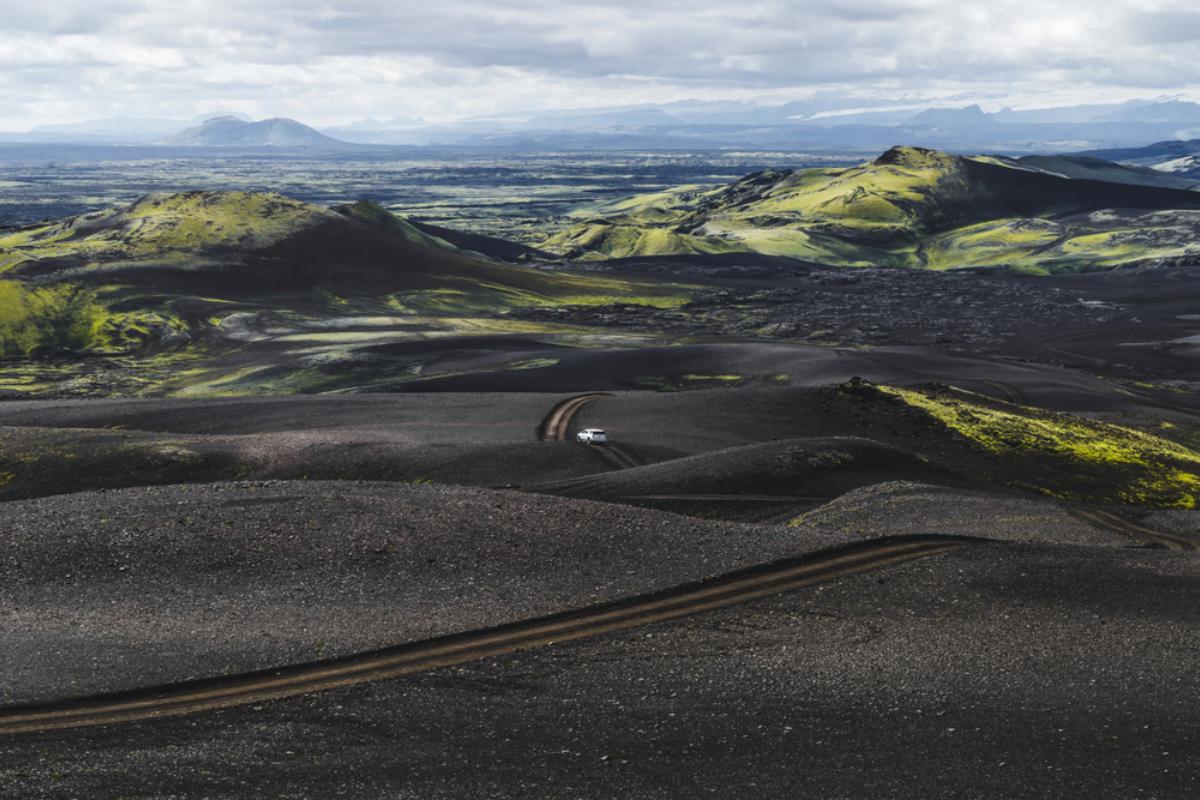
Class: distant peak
907,104,994,127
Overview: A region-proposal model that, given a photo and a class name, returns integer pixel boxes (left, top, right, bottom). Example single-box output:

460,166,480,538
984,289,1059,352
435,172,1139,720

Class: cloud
0,0,1199,128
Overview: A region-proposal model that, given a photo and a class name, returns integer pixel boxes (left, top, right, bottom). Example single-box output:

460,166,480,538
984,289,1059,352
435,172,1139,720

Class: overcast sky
2,0,1200,129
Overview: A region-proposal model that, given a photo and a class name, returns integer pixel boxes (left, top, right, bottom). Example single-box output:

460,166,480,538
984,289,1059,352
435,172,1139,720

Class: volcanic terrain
1,146,1199,798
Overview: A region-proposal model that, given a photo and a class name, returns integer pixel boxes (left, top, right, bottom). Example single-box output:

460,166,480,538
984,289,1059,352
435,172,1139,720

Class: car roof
582,428,605,432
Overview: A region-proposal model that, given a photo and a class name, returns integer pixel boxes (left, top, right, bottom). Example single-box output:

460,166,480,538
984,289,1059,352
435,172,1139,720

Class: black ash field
1,146,1199,798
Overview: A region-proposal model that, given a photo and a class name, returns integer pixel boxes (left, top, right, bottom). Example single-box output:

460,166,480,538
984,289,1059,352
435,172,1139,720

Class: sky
2,0,1200,129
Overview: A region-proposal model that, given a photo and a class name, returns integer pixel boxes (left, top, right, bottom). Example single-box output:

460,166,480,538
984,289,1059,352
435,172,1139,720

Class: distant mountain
166,116,352,148
8,112,252,143
1083,138,1200,162
543,145,1200,272
329,115,425,132
1079,139,1200,179
515,108,679,131
1096,100,1200,124
906,104,994,127
1002,154,1200,191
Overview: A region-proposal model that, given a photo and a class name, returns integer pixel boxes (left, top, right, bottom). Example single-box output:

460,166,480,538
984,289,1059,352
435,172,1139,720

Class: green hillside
0,192,691,393
543,146,1200,272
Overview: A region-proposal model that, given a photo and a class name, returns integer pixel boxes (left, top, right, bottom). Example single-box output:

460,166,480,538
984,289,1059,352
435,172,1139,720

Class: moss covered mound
873,384,1200,508
0,192,335,273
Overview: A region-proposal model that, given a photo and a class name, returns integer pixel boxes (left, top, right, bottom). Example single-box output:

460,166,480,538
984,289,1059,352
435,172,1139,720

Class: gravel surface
1,380,1197,797
792,481,1138,547
4,540,1199,799
0,480,847,704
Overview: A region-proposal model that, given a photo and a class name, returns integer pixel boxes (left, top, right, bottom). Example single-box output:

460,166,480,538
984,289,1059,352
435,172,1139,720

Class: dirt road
0,534,977,735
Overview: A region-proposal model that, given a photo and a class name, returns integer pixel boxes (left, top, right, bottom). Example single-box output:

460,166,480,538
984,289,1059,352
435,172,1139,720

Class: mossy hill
543,146,1200,272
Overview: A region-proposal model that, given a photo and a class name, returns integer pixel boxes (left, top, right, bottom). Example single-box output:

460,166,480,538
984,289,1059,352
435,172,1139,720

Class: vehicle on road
576,428,608,444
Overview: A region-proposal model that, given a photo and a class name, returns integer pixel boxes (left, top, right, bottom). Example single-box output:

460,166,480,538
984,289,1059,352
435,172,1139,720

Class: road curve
1070,508,1197,552
0,535,979,735
538,393,613,441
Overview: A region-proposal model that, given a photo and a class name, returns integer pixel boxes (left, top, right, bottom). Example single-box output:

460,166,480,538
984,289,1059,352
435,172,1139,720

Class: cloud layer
2,0,1200,128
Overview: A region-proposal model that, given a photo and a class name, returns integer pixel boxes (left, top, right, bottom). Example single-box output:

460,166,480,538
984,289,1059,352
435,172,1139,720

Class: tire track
0,535,979,735
602,443,640,469
1068,508,1197,552
1041,332,1107,368
538,393,612,442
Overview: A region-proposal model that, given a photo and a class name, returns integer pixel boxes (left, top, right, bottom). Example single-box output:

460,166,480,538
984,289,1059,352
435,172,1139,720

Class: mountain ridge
543,146,1200,271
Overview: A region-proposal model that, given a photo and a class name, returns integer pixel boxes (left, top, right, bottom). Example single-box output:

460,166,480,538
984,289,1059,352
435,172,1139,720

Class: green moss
86,309,187,354
542,222,737,261
0,281,99,356
0,191,332,270
879,385,1200,508
504,357,560,370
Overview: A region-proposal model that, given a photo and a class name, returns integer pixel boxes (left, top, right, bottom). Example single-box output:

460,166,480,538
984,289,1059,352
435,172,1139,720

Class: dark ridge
409,219,555,262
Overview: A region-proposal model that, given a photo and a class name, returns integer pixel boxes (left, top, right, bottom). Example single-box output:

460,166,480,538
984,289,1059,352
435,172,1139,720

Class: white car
576,428,608,444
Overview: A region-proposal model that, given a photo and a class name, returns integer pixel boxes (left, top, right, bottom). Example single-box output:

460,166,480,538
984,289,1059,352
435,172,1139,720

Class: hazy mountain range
5,98,1200,154
325,97,1200,152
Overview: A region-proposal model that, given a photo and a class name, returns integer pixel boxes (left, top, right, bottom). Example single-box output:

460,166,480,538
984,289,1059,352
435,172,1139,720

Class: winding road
538,393,613,441
0,535,977,735
538,392,640,468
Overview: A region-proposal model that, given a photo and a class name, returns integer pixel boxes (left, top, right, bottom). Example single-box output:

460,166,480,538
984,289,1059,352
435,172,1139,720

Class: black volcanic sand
0,481,849,706
531,437,966,522
1002,264,1200,383
391,340,1197,418
0,393,615,501
2,481,1198,798
791,481,1137,547
0,374,1194,508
